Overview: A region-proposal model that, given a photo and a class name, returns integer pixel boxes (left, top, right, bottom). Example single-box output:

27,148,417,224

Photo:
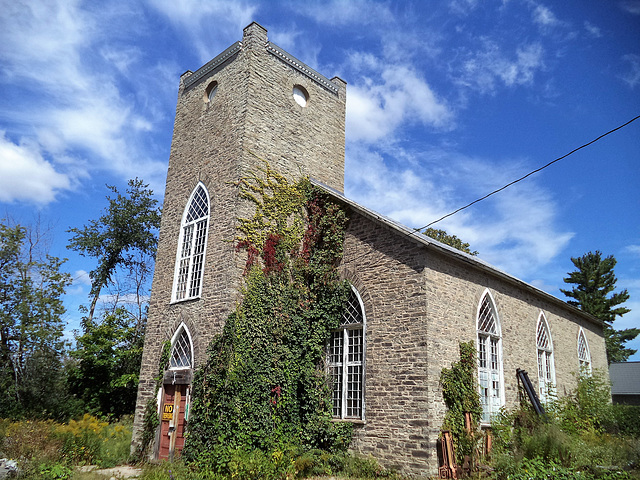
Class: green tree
561,251,637,363
67,178,161,324
68,308,145,417
67,178,160,416
0,222,77,419
423,227,478,255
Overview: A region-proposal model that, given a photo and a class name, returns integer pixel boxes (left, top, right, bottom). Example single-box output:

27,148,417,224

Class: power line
414,114,640,232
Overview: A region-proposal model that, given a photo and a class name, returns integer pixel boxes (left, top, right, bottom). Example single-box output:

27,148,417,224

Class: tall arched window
173,183,210,301
536,313,555,401
477,290,504,424
577,328,591,374
169,324,193,369
328,285,366,420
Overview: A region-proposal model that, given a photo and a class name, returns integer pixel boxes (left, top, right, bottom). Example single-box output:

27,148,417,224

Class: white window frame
169,323,194,370
476,289,505,425
328,285,366,421
536,312,555,402
577,327,591,375
172,183,210,302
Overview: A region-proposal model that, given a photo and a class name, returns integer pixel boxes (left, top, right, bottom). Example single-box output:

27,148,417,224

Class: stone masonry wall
132,22,347,451
242,25,346,193
340,208,607,478
339,213,432,475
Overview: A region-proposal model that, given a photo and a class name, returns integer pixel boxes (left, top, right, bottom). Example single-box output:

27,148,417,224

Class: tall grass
0,414,132,479
490,371,640,480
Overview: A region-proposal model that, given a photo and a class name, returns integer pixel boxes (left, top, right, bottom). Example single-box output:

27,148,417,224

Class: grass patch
0,415,132,478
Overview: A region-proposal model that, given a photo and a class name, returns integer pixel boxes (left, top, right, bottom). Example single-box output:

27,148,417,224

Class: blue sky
1,0,639,359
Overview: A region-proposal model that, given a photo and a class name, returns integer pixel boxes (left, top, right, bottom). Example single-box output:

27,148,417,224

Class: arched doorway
159,324,193,460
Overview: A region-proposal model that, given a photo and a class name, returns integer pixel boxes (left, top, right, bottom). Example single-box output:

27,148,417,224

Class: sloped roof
311,178,602,328
610,362,640,395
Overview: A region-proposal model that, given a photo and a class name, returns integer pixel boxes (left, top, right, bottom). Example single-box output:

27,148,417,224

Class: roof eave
310,178,603,329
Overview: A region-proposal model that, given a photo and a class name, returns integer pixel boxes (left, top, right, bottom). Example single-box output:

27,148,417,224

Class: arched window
536,313,555,401
173,183,210,301
477,290,504,424
328,286,366,420
169,324,193,369
577,328,591,374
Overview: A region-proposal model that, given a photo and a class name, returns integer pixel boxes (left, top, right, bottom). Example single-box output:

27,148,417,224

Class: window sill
332,418,366,425
170,296,201,305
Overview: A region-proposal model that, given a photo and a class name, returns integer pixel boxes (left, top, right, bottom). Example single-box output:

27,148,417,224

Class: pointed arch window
536,313,555,401
170,325,193,369
477,291,504,424
328,286,366,420
173,184,210,301
577,328,591,374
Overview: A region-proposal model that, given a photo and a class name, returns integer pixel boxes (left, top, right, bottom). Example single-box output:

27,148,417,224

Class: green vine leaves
184,163,352,460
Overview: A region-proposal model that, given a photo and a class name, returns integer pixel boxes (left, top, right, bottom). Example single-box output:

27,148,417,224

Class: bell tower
132,22,347,457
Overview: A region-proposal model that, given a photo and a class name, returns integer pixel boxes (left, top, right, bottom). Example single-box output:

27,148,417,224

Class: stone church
132,22,607,476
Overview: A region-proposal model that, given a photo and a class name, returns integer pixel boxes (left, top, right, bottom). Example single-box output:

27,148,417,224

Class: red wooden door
159,384,188,460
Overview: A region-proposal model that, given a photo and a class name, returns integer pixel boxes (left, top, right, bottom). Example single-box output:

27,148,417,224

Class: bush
55,414,132,467
491,371,640,479
138,450,401,480
0,419,61,464
493,457,633,480
611,404,640,438
0,414,132,476
549,369,614,434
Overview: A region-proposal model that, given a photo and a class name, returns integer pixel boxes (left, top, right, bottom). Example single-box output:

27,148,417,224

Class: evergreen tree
423,227,478,256
561,251,637,363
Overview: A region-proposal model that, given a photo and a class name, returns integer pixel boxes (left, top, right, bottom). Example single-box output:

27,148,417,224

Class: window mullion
186,220,196,297
342,328,348,419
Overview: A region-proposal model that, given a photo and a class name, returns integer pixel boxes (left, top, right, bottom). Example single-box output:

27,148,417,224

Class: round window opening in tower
205,81,218,103
292,85,309,107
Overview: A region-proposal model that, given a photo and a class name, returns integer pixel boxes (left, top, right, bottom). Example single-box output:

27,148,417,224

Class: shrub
440,342,482,464
54,413,131,467
36,462,74,480
491,370,640,479
610,404,640,438
550,369,614,434
0,415,132,476
0,419,61,464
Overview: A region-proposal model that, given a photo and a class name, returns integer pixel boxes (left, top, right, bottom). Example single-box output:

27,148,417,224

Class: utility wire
414,114,640,232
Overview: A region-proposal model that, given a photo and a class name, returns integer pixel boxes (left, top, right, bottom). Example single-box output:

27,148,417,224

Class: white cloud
345,144,573,279
73,270,93,287
448,0,480,16
298,0,393,27
0,132,71,204
625,245,640,256
619,1,640,15
101,46,142,74
145,0,257,63
621,54,640,88
532,4,560,28
346,55,454,143
0,0,171,204
454,41,545,94
0,0,92,92
583,21,602,38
